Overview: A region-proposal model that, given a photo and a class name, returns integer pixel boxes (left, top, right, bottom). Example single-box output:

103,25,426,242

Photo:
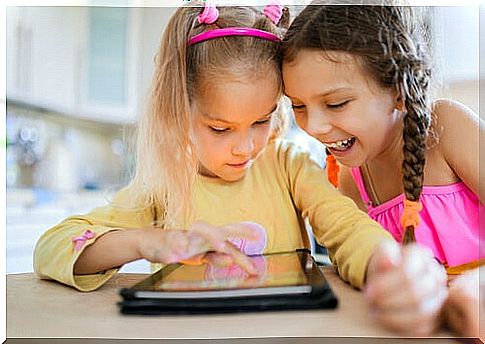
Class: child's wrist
133,227,152,260
135,226,174,263
112,228,146,262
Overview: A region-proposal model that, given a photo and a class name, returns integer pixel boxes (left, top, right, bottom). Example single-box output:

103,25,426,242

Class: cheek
355,121,390,150
198,135,227,161
192,129,221,162
255,126,272,147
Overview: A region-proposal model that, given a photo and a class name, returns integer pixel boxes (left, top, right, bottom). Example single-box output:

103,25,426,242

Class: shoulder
267,138,325,170
267,138,305,156
430,99,480,152
427,99,481,197
109,184,153,213
431,99,479,136
110,186,134,205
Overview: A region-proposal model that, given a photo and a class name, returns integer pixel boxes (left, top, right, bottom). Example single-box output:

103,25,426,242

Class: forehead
195,75,280,123
282,50,370,95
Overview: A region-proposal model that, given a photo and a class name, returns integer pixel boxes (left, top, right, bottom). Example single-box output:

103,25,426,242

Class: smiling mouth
227,160,250,168
323,137,356,152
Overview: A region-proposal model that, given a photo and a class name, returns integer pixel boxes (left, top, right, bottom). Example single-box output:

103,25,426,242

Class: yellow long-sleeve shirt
33,139,393,291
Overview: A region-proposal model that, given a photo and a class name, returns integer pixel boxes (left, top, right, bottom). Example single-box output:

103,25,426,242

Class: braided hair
280,4,432,244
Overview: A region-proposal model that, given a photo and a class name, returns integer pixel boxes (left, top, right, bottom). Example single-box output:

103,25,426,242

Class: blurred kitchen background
5,5,480,274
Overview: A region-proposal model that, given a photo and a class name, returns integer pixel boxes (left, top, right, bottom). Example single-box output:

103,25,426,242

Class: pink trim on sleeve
72,230,96,251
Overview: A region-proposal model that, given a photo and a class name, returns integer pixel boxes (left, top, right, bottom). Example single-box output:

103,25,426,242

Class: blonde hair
127,3,289,229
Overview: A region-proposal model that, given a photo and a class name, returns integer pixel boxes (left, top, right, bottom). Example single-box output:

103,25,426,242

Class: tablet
118,250,338,314
119,250,338,314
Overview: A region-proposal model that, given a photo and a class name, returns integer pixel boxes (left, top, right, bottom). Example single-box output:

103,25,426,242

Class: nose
303,109,333,137
232,132,254,157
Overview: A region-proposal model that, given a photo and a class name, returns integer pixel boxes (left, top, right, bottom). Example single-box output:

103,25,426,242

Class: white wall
432,6,479,113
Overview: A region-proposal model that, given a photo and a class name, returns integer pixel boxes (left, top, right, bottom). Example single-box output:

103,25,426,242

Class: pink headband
188,27,280,46
188,1,283,46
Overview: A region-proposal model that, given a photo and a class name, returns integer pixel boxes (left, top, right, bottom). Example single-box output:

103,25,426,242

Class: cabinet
7,7,84,115
6,7,145,124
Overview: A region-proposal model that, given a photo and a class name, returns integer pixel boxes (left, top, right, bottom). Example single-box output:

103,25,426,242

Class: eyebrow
285,87,352,100
202,104,278,125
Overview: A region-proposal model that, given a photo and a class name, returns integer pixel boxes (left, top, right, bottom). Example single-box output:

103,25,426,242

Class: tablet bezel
121,250,330,300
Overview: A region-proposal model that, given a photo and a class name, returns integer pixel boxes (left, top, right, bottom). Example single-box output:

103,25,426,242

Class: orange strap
444,258,485,275
326,153,339,187
180,254,208,266
400,199,422,229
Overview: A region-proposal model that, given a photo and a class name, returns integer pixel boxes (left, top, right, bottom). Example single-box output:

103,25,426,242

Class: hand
443,267,479,337
364,240,448,335
136,221,260,275
198,221,267,271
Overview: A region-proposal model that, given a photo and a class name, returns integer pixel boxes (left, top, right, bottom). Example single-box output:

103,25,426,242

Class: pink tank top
349,167,482,267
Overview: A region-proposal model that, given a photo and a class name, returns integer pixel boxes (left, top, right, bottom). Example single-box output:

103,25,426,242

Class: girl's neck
361,120,404,206
368,120,404,171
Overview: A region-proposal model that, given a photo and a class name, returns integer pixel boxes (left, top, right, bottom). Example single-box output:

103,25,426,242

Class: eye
254,118,271,125
327,100,350,109
209,126,229,134
291,104,305,110
291,104,306,116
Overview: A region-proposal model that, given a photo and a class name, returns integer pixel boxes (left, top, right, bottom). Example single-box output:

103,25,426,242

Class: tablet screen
120,250,338,313
152,251,308,292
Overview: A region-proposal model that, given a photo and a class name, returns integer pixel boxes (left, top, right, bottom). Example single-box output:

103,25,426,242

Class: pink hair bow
262,0,284,25
72,229,96,251
198,0,219,25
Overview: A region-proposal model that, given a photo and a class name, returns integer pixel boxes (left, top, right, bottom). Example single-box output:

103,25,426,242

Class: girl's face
191,74,280,182
282,50,403,167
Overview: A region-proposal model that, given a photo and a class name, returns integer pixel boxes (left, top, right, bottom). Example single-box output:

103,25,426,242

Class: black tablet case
118,251,338,315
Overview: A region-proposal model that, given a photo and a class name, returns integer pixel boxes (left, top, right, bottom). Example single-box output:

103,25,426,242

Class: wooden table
6,267,469,343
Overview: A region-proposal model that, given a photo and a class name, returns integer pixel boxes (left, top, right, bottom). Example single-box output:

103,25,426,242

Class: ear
394,91,405,111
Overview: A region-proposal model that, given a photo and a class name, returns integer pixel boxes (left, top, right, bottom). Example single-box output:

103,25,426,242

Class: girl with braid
281,3,482,336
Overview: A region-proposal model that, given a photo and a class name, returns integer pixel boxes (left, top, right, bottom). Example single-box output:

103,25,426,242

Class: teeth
325,137,355,150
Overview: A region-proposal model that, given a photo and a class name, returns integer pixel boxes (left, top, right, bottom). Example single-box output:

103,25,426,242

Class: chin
220,172,246,182
334,150,367,168
343,160,363,168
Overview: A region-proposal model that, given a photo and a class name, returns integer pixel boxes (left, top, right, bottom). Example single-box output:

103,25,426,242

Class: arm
75,223,259,276
73,229,142,275
279,141,394,289
34,187,259,291
434,99,484,203
33,187,154,291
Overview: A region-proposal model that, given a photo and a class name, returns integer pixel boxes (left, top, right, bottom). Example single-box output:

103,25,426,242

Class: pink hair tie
72,229,96,251
262,0,283,25
197,0,219,25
